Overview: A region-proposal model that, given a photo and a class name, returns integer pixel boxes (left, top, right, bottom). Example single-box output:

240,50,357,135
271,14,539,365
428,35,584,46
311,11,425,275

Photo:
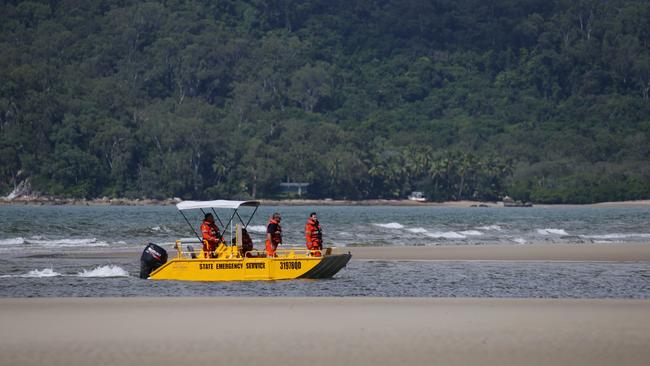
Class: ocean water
1,204,649,298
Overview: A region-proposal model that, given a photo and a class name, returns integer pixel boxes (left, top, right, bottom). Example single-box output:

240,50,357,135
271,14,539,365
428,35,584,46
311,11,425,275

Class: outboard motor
139,243,168,279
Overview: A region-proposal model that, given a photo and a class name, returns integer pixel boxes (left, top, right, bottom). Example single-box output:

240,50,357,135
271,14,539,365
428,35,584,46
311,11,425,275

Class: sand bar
1,297,649,366
347,243,650,261
41,243,650,262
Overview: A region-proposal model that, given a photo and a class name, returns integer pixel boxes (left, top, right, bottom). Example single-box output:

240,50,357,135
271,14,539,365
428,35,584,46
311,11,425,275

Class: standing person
265,212,282,257
200,213,221,258
305,212,323,256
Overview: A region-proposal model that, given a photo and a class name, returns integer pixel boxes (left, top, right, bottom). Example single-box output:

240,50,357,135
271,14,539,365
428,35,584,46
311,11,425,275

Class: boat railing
177,238,203,244
173,240,339,260
273,247,334,257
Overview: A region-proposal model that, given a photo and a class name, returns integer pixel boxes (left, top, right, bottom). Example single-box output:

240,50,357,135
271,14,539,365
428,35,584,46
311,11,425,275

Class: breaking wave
459,230,483,236
0,237,109,248
150,225,172,232
425,231,466,239
406,227,428,233
477,225,502,231
29,238,109,247
77,265,130,277
537,228,569,236
373,223,405,229
584,234,628,239
247,225,267,233
0,237,25,245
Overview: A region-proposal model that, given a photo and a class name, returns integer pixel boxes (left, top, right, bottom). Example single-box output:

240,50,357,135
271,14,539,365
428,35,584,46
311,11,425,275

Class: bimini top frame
175,200,260,245
176,200,260,210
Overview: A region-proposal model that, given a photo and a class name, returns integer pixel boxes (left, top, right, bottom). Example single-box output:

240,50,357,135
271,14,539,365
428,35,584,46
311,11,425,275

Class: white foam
406,227,428,233
25,268,62,278
0,268,62,278
583,233,650,239
247,225,267,233
459,230,483,236
151,225,171,232
27,238,110,247
373,223,404,229
477,225,502,231
583,234,628,239
0,237,25,245
425,231,466,239
77,265,129,278
537,228,569,236
513,237,527,244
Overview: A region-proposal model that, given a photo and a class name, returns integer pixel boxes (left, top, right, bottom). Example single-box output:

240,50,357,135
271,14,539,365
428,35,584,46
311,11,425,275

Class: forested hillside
1,0,649,203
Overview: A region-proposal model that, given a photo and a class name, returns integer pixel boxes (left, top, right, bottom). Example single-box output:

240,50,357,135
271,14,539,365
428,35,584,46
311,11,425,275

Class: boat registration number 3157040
280,261,302,270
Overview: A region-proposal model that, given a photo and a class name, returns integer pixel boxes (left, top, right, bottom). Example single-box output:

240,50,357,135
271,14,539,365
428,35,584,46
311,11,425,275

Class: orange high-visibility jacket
200,220,221,251
305,217,322,248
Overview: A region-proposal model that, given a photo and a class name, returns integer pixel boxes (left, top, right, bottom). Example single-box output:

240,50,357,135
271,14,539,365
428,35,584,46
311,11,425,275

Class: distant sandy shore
1,297,649,366
3,197,650,207
44,243,650,262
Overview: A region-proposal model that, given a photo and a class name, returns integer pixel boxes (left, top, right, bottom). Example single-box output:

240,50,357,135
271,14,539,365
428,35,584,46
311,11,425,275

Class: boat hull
148,253,351,281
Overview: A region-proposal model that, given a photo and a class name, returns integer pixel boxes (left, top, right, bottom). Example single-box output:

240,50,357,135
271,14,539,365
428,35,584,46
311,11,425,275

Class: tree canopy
1,0,649,203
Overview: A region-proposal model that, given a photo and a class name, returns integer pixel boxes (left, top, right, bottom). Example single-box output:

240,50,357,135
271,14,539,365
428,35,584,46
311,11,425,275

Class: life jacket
305,217,322,243
200,220,221,247
267,218,282,246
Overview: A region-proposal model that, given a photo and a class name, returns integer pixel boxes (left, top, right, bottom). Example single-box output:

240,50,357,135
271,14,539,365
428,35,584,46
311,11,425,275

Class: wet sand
43,243,650,262
347,243,650,261
1,297,649,366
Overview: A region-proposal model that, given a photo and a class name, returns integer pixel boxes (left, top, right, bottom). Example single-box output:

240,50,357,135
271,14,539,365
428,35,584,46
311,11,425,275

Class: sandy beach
347,243,650,261
1,297,649,366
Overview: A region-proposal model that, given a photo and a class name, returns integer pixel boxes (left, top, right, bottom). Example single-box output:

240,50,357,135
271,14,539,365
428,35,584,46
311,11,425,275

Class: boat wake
0,265,130,278
77,265,130,277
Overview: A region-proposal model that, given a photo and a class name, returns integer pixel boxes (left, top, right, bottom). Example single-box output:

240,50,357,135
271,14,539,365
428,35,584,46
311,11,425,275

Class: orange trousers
306,239,322,256
266,240,277,257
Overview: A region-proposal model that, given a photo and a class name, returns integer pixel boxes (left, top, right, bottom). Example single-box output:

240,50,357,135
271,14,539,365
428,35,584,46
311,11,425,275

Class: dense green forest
1,0,649,203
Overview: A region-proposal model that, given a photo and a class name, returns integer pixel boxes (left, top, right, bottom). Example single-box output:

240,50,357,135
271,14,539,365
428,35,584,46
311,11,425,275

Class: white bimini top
176,200,260,211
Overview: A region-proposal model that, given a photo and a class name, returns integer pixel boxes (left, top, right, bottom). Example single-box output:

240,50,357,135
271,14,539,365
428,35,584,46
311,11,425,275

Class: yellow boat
139,200,351,281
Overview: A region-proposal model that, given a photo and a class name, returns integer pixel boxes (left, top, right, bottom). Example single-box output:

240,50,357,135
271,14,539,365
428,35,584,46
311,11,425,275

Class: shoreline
2,197,650,207
1,297,649,366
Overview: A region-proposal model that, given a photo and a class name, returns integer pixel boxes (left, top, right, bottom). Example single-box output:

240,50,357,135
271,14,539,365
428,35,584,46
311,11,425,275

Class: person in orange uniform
305,212,323,256
265,213,282,257
200,213,221,258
